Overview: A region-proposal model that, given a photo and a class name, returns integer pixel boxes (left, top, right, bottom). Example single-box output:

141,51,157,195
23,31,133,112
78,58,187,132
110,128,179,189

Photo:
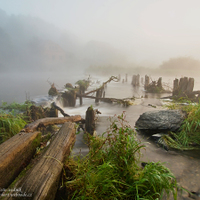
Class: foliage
64,113,177,199
76,79,90,92
0,112,26,144
1,101,33,112
163,101,200,149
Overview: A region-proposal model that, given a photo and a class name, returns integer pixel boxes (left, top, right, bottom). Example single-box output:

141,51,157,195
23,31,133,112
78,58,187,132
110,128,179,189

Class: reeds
64,113,177,199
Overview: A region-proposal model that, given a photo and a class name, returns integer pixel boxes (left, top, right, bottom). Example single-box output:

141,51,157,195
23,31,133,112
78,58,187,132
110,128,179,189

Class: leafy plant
64,112,177,199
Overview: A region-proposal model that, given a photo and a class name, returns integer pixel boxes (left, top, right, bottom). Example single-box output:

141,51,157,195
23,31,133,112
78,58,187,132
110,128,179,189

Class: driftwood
76,94,134,106
52,102,70,117
24,116,81,133
0,115,81,191
0,131,41,189
84,76,118,96
2,122,76,200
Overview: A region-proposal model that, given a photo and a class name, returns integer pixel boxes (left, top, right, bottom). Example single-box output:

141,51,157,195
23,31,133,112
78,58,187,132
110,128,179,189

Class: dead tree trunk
85,106,95,135
2,122,76,200
0,131,41,189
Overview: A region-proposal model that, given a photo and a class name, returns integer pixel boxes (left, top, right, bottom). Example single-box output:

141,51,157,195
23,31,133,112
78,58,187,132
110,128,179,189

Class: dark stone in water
135,110,186,135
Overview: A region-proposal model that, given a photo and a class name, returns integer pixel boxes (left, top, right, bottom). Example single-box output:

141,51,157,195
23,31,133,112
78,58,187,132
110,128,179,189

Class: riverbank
72,96,200,199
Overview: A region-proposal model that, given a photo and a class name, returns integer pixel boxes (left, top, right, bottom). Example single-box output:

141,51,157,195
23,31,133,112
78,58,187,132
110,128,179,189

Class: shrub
64,113,177,199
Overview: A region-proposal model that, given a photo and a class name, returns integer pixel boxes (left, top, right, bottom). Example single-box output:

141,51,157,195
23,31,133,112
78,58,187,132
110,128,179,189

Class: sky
1,0,200,66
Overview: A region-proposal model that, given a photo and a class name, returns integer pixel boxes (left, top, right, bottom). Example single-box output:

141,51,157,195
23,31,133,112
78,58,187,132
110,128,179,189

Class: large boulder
135,110,186,135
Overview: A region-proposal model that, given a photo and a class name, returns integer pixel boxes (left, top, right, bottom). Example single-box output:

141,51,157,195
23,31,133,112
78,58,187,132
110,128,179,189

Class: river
1,72,200,199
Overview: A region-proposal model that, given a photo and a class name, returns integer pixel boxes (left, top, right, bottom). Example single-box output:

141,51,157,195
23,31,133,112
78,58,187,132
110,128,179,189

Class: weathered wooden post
136,74,140,86
157,77,162,89
125,74,128,82
61,90,76,107
132,75,136,86
186,77,194,96
144,75,150,90
179,77,188,95
173,78,179,96
85,106,95,135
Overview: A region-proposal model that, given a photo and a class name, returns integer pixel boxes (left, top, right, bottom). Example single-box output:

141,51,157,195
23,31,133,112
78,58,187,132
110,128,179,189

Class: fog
1,0,200,103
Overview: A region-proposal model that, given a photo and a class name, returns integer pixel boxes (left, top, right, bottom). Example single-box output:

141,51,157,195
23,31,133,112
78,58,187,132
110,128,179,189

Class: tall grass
0,113,26,144
64,113,177,199
164,101,200,149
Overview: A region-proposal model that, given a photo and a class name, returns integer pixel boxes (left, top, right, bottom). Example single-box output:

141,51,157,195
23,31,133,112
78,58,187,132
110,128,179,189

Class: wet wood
24,116,81,132
2,122,76,200
132,74,140,87
0,131,41,189
144,75,150,90
84,76,118,96
52,102,70,117
172,77,195,98
85,106,95,135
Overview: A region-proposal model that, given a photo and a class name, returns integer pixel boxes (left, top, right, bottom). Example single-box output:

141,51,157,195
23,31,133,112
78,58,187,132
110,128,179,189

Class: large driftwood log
0,116,81,191
2,122,76,200
24,116,81,132
0,131,41,189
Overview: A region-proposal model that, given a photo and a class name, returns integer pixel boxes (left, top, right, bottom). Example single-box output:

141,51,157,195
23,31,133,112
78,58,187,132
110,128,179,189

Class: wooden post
157,77,162,89
136,74,140,86
132,75,136,86
2,122,76,200
186,77,194,96
144,75,149,90
125,74,128,82
173,78,179,96
179,77,188,95
85,106,95,135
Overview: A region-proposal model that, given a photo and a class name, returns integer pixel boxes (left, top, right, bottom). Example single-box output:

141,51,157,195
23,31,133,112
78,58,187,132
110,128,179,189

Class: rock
135,110,186,135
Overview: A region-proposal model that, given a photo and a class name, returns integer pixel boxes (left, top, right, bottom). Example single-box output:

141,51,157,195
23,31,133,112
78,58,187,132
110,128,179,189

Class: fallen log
2,122,76,200
23,115,81,132
76,94,134,106
0,131,41,189
0,115,81,190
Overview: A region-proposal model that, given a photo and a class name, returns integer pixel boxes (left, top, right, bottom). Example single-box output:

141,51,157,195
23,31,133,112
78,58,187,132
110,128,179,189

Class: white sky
1,0,200,65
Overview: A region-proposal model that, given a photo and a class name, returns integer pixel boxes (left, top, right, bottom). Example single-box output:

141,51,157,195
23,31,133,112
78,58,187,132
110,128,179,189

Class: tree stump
173,78,179,96
85,106,95,135
1,122,76,200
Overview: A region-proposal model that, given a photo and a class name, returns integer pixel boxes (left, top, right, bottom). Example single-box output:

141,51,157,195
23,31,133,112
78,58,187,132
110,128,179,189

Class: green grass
163,101,200,150
64,113,178,199
0,113,26,144
1,101,33,112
